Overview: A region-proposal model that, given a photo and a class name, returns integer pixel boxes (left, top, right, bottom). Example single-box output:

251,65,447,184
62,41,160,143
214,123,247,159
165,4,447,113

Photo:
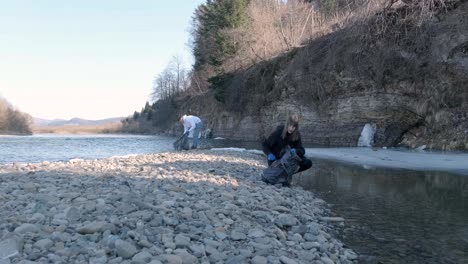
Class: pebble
0,150,356,263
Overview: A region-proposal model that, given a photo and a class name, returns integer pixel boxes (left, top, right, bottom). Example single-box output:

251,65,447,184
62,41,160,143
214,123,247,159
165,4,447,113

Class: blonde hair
281,114,300,141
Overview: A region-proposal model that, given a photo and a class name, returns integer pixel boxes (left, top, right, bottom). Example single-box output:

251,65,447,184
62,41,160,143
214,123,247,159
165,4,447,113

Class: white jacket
182,115,202,134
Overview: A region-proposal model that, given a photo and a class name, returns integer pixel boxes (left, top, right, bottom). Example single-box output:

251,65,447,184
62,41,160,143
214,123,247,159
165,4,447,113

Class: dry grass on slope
229,0,455,69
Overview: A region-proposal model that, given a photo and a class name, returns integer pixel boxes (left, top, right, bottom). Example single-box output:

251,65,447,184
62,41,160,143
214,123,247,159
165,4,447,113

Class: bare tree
0,97,32,134
151,56,192,102
189,0,450,89
0,98,8,129
225,0,327,68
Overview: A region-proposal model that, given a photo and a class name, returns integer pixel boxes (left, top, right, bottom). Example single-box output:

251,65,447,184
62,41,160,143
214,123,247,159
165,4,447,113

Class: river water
0,134,260,164
1,134,467,263
294,161,468,264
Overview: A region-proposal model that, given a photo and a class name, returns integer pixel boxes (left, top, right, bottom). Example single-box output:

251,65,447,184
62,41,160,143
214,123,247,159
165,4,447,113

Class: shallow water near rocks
1,134,467,263
294,160,468,264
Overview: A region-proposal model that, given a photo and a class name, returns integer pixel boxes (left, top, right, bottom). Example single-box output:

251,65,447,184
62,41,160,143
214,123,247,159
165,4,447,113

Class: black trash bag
262,146,301,186
173,134,190,151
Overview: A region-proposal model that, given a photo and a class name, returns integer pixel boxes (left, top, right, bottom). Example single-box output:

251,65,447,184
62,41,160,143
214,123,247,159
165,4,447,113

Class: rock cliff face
179,2,468,150
201,93,421,147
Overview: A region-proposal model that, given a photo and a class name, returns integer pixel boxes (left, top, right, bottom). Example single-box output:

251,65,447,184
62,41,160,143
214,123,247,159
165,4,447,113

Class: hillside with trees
122,0,468,151
0,97,32,135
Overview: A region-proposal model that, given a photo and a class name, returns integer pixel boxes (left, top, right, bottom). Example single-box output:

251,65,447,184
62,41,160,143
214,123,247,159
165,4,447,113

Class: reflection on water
294,160,468,264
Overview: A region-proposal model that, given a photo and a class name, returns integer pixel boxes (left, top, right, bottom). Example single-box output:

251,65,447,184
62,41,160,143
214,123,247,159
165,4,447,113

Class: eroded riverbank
0,149,356,264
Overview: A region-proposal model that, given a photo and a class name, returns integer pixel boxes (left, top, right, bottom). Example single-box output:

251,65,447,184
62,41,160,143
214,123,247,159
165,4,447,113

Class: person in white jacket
178,115,204,149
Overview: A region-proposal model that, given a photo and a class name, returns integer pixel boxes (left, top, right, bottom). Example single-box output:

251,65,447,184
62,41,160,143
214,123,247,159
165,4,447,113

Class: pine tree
192,0,249,72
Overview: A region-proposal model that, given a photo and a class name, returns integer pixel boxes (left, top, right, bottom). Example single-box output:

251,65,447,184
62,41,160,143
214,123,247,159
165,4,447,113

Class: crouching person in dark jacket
262,114,312,173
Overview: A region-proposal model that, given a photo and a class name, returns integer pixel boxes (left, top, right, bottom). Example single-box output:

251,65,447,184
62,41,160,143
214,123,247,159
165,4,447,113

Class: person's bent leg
297,157,312,172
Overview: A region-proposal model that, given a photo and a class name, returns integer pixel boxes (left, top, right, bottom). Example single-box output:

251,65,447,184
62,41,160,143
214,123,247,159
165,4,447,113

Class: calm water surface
0,134,260,164
1,134,467,263
294,160,468,264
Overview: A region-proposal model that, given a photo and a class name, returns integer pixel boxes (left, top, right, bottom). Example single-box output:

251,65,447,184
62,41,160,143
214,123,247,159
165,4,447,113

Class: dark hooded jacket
262,125,305,158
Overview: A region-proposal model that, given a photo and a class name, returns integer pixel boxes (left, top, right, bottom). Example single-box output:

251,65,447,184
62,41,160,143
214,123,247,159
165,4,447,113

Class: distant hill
33,117,124,127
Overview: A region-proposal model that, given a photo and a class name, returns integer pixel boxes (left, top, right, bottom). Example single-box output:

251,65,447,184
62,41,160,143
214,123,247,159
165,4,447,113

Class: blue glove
183,131,189,136
290,148,296,155
267,153,276,161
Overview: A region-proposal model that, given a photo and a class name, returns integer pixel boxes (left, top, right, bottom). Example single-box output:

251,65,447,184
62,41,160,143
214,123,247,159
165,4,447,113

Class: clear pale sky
0,0,205,120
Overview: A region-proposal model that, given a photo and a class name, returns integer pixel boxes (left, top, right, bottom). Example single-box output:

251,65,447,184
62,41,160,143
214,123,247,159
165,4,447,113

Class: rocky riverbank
0,150,356,264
